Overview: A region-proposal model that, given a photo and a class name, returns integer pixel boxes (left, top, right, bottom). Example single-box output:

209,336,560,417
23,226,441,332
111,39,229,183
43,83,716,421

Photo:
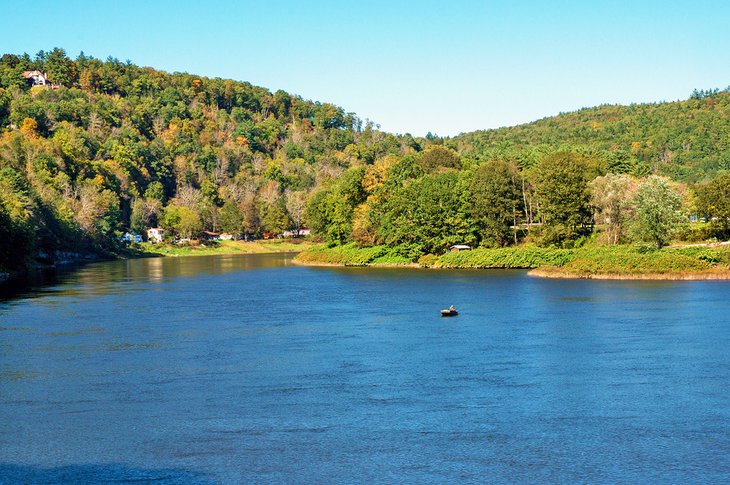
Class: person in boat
449,305,456,312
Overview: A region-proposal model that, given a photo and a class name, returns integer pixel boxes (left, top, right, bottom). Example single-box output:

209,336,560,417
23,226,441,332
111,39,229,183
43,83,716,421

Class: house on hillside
22,70,49,86
22,71,61,89
147,227,165,243
449,245,472,252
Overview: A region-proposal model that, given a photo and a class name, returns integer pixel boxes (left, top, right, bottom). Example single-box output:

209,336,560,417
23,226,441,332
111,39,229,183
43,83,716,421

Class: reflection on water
1,254,730,482
0,253,294,306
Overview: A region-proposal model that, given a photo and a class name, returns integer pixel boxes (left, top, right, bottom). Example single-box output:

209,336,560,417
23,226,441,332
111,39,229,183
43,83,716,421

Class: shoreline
293,243,730,281
1,241,315,288
293,257,730,279
528,268,730,280
290,258,420,269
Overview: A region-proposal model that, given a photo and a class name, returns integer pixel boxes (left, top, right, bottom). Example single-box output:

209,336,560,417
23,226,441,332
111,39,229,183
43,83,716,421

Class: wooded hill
0,48,728,272
448,90,730,182
0,48,413,271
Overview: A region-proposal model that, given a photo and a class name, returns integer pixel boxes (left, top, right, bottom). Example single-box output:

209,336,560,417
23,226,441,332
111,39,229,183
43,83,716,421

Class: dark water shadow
0,264,86,302
0,463,214,484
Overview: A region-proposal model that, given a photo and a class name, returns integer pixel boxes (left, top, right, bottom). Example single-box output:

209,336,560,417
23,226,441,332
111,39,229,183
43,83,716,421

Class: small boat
440,309,458,317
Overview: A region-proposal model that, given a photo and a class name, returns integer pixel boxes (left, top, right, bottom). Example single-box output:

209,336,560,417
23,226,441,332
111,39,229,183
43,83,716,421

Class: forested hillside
0,49,414,272
449,90,730,182
1,48,729,273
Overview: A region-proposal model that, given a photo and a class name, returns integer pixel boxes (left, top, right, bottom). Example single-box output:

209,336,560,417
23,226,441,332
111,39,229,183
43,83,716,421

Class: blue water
1,253,730,483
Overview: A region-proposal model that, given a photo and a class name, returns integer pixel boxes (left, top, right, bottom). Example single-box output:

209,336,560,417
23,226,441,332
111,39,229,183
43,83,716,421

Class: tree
468,161,521,247
44,48,77,86
73,181,121,248
144,180,166,203
162,205,202,239
374,172,476,257
130,197,162,233
417,145,461,172
695,173,730,239
589,174,638,244
219,200,244,234
533,152,594,246
285,190,307,234
632,176,686,247
304,167,366,245
261,203,290,234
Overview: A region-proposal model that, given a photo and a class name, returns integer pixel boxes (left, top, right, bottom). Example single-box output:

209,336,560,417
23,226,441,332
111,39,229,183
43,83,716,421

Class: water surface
1,254,730,483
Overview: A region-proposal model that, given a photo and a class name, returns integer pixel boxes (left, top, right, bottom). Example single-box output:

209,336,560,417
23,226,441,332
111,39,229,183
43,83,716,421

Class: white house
449,245,472,252
22,70,48,86
147,227,165,243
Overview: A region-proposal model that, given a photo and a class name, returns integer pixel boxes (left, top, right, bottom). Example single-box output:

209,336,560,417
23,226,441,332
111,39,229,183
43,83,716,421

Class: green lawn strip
295,243,730,275
134,240,315,257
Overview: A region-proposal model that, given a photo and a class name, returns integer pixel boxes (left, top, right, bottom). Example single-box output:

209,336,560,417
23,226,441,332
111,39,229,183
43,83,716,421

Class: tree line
305,147,730,257
0,48,728,272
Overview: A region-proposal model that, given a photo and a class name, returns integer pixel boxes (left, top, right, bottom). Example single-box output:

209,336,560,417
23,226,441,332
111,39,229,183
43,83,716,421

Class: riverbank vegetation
1,48,729,276
295,243,730,278
138,238,315,257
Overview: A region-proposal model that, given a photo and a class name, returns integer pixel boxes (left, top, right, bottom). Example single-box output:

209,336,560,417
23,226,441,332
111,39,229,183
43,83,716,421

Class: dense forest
449,89,730,182
0,48,416,272
1,48,729,273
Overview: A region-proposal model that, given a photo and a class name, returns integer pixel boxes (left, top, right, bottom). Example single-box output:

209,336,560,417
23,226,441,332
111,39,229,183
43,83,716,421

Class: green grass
430,246,575,268
133,239,316,257
294,243,414,266
556,245,712,275
295,242,730,277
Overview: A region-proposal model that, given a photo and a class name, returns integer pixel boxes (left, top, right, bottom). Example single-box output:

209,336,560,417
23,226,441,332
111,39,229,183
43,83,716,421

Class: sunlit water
1,253,730,483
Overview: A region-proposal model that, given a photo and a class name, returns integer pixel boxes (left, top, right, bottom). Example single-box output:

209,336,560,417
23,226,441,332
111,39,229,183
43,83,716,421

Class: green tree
305,167,366,245
632,176,686,247
695,172,730,239
219,200,244,234
375,172,476,258
533,152,594,246
44,47,77,86
261,203,290,234
162,205,202,239
468,161,521,247
144,180,166,203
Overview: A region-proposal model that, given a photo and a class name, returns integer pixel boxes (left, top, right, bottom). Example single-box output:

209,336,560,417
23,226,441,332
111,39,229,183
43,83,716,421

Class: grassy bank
293,243,414,266
133,239,317,257
294,243,730,279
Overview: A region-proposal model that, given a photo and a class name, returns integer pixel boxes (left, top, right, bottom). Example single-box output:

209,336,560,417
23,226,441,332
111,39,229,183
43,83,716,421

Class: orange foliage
20,118,39,139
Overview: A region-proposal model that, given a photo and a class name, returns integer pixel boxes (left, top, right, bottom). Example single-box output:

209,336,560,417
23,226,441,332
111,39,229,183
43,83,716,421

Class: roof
22,70,46,78
450,245,472,250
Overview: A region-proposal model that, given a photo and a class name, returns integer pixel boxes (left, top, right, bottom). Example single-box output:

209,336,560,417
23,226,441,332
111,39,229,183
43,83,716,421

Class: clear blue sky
3,0,729,136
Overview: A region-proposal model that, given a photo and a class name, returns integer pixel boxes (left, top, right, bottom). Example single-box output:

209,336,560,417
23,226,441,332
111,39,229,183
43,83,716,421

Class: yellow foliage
362,155,397,198
351,203,377,245
20,118,39,139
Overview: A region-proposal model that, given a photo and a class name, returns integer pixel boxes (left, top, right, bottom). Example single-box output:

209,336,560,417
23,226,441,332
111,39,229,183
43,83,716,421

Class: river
1,253,730,483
